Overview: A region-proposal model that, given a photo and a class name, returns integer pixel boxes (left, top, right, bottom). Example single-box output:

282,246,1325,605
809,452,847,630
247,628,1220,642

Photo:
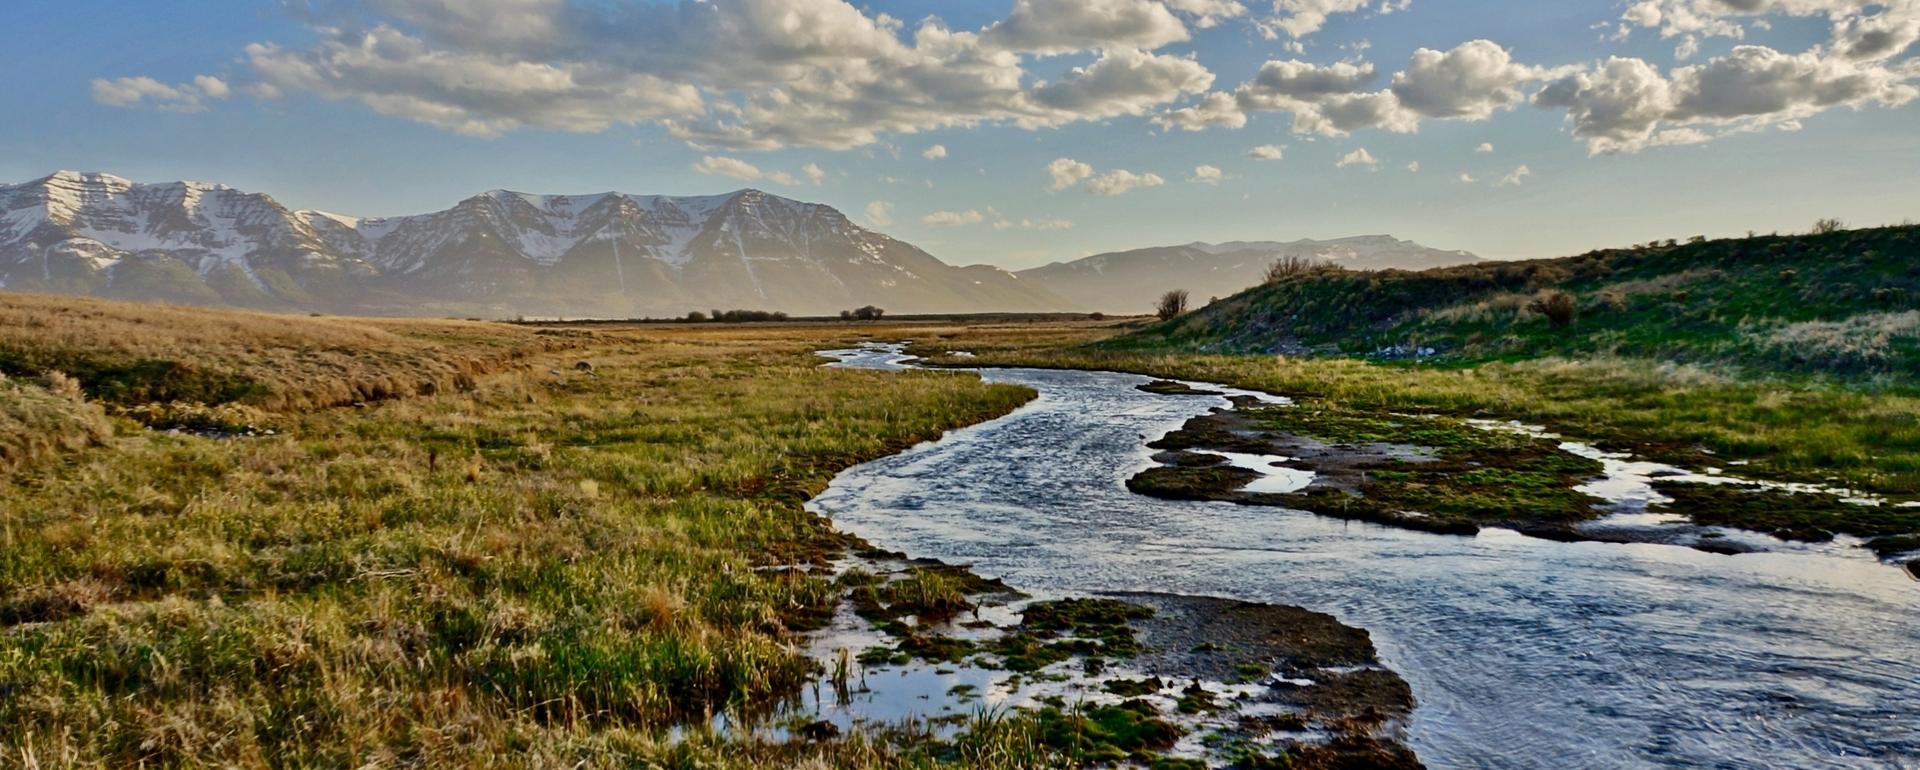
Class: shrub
846,305,885,321
1264,255,1318,283
1156,290,1189,321
1811,217,1845,235
1527,290,1578,329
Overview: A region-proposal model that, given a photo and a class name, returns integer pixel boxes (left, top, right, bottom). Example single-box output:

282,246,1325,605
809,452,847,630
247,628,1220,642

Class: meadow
0,296,1075,767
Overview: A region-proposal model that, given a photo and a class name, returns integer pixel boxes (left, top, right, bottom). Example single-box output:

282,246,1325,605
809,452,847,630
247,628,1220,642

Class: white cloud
205,0,1228,150
923,209,985,226
92,75,232,112
1259,0,1408,41
983,0,1192,54
1389,39,1548,120
1475,142,1494,153
1047,157,1095,191
1190,164,1225,183
1457,172,1477,183
1534,44,1919,154
1249,144,1286,159
1028,48,1215,123
1168,40,1544,139
1087,169,1168,195
994,217,1075,230
922,144,948,159
1618,0,1920,63
1154,91,1249,130
691,155,806,185
1496,164,1532,186
691,155,765,181
1405,160,1421,172
1336,147,1379,168
865,200,895,227
803,162,827,185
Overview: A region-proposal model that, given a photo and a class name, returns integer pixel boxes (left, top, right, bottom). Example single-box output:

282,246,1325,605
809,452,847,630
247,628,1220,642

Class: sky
3,0,1917,269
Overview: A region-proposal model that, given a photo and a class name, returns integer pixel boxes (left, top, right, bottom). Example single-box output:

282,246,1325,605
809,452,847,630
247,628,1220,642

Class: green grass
1119,224,1920,380
0,323,1045,767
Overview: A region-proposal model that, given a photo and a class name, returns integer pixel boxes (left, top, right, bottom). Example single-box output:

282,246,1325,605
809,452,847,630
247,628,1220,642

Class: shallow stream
813,343,1920,769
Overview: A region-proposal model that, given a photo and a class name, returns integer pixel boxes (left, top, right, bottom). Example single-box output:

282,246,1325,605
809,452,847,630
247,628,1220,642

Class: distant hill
1016,236,1480,314
0,171,1069,318
1115,226,1920,377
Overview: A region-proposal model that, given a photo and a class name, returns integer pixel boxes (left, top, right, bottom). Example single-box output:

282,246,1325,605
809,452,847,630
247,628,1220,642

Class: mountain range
0,171,1478,318
0,171,1061,318
1014,238,1482,313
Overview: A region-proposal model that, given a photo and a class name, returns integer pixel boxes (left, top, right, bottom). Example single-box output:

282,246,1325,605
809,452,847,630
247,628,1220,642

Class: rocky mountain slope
1017,237,1480,313
0,171,1067,318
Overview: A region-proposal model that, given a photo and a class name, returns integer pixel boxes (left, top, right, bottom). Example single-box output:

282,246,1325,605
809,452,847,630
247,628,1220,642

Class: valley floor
3,296,1916,768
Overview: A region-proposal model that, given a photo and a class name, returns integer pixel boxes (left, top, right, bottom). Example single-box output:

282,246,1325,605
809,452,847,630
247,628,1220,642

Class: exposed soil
1137,380,1225,397
815,544,1424,768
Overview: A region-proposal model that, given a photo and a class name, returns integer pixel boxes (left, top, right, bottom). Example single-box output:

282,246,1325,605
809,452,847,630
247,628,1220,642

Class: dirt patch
1137,380,1225,396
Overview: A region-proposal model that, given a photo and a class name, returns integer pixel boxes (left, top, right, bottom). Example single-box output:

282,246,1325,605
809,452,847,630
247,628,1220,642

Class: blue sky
3,0,1917,268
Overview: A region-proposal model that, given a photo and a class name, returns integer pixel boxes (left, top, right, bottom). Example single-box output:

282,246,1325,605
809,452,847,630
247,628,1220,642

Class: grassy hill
1117,224,1920,380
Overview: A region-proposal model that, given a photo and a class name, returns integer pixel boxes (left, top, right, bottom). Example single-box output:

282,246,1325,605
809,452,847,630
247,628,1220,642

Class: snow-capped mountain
1016,236,1481,313
0,171,1067,317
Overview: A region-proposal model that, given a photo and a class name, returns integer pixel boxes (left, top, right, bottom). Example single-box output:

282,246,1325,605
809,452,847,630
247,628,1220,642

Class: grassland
0,296,1083,767
1120,225,1920,380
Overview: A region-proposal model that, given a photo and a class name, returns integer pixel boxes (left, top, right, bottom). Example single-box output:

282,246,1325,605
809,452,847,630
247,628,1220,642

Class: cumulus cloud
1475,142,1494,153
1087,169,1168,195
92,75,232,112
983,0,1192,54
1249,144,1286,159
691,155,765,180
691,155,806,185
865,200,895,227
186,0,1231,150
1258,0,1409,40
923,209,985,226
1336,147,1379,167
1617,0,1920,62
803,162,827,185
922,144,948,159
1030,49,1215,123
1457,172,1477,183
1160,41,1542,138
1047,157,1095,191
1535,44,1919,154
1496,164,1532,186
1190,164,1225,183
1154,91,1249,130
1405,160,1421,171
1388,39,1549,119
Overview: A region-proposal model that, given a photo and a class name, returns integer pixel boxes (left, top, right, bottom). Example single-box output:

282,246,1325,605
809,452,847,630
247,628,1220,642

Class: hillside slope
1017,236,1480,313
1118,226,1920,378
0,171,1068,318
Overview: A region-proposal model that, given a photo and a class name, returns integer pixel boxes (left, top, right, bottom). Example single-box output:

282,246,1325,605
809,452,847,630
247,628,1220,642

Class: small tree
851,305,886,321
1811,217,1845,235
1527,290,1577,329
685,310,707,322
1264,255,1317,283
1156,289,1189,321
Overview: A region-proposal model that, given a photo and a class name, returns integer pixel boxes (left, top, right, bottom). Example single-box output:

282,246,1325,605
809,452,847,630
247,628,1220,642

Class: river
812,343,1920,770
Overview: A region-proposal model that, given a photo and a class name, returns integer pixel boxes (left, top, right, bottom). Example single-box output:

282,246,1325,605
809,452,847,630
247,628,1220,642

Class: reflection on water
814,344,1920,770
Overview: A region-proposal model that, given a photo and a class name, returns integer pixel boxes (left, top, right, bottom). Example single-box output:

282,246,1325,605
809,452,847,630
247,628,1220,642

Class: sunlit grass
0,317,1038,766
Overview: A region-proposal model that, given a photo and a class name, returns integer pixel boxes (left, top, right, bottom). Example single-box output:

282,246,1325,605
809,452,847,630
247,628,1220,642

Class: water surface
814,344,1920,769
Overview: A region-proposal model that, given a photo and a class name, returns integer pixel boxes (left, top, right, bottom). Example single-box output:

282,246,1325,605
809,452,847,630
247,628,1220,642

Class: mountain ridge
1015,236,1481,313
0,171,1067,318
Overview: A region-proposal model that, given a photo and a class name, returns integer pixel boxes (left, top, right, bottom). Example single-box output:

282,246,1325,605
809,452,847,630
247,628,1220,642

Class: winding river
813,344,1920,770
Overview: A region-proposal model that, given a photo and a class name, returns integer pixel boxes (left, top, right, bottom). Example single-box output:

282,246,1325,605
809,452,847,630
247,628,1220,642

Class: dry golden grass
0,373,111,474
0,292,573,412
0,302,1055,767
